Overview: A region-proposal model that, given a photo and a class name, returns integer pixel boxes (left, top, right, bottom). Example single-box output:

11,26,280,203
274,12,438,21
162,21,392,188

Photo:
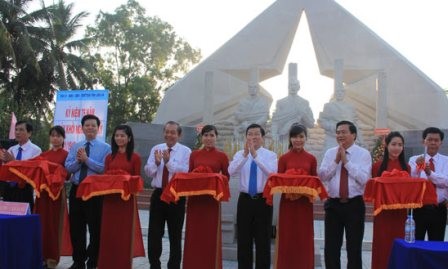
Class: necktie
16,147,22,160
79,142,90,183
428,158,437,189
161,148,172,189
248,160,258,196
429,158,435,172
9,147,22,187
339,163,349,201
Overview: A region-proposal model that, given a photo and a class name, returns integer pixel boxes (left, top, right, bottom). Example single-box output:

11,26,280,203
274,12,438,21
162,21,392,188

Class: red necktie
428,158,437,189
161,148,172,189
429,158,435,172
339,164,349,201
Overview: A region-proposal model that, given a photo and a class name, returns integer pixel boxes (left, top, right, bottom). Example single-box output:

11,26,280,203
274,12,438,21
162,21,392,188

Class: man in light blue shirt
65,114,111,269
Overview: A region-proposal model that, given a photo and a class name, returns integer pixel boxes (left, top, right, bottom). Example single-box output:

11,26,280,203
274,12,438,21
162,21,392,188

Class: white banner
54,90,109,150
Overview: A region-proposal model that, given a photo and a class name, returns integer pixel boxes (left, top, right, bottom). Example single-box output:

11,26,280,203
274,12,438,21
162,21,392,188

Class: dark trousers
2,183,34,211
69,184,103,268
414,203,447,241
237,193,273,269
324,196,365,269
148,188,186,269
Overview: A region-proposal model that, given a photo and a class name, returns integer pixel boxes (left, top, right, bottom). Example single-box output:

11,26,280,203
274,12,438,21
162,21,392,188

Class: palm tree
39,0,94,89
0,0,94,147
0,0,48,117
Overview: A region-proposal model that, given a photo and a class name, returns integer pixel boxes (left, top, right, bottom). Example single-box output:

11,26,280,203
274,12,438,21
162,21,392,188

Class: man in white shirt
0,120,41,209
319,120,371,269
228,123,278,269
144,121,191,269
409,127,448,241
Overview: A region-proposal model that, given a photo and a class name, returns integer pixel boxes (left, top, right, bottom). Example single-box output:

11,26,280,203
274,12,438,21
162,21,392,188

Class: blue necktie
16,147,22,160
248,160,258,196
79,142,90,183
9,147,23,187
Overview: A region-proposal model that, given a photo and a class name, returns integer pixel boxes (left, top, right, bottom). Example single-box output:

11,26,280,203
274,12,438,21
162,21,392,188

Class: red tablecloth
0,158,67,200
76,173,143,201
77,173,145,269
160,171,230,203
263,170,327,269
364,170,437,216
363,169,438,269
0,159,72,266
161,169,229,269
262,172,328,206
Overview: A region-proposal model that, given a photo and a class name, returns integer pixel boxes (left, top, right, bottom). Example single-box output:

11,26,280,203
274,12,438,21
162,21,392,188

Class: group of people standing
1,114,447,269
1,115,140,269
146,119,448,269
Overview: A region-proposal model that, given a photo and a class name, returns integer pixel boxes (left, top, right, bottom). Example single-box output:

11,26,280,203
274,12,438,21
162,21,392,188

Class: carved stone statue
318,84,364,151
271,63,314,141
233,82,270,137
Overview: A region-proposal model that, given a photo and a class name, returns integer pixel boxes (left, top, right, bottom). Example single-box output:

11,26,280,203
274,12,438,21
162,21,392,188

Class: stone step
223,241,324,265
137,189,153,210
136,189,375,221
221,213,234,222
222,223,234,231
313,200,374,222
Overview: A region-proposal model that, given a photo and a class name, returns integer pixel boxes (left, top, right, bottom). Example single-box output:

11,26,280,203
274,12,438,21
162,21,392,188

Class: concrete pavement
57,209,380,268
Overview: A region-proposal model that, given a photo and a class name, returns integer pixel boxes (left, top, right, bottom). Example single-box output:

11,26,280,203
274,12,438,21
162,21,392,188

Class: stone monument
233,68,271,138
271,63,314,141
318,59,364,151
153,0,448,131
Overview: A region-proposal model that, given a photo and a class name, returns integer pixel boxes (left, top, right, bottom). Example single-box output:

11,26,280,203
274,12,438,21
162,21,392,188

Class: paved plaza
55,209,448,269
57,210,377,269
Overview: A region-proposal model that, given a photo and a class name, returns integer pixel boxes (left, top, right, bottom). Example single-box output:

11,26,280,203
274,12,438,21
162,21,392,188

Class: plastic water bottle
404,213,415,243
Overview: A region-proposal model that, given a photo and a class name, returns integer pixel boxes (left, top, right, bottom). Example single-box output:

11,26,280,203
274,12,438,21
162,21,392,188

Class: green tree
39,0,94,89
87,0,201,133
0,0,94,147
0,0,54,147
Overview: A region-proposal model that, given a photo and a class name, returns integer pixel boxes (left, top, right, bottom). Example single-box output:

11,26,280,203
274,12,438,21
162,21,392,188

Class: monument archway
153,0,448,130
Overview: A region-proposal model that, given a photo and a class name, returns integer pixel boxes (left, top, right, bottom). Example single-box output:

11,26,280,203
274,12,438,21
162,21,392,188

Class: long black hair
377,131,408,176
288,123,307,149
111,124,134,161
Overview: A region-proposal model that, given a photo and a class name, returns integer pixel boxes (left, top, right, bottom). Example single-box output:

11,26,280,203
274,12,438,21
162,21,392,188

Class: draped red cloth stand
76,172,145,269
364,169,438,269
263,169,328,269
0,158,72,265
161,166,229,269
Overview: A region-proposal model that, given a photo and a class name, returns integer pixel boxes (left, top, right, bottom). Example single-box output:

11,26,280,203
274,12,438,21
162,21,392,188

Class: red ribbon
105,169,131,176
416,162,425,172
285,168,308,175
381,169,410,178
191,166,214,173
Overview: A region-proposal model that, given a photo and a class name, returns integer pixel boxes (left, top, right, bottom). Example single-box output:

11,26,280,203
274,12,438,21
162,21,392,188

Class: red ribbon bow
105,169,131,176
285,168,309,175
381,169,410,178
191,166,214,173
